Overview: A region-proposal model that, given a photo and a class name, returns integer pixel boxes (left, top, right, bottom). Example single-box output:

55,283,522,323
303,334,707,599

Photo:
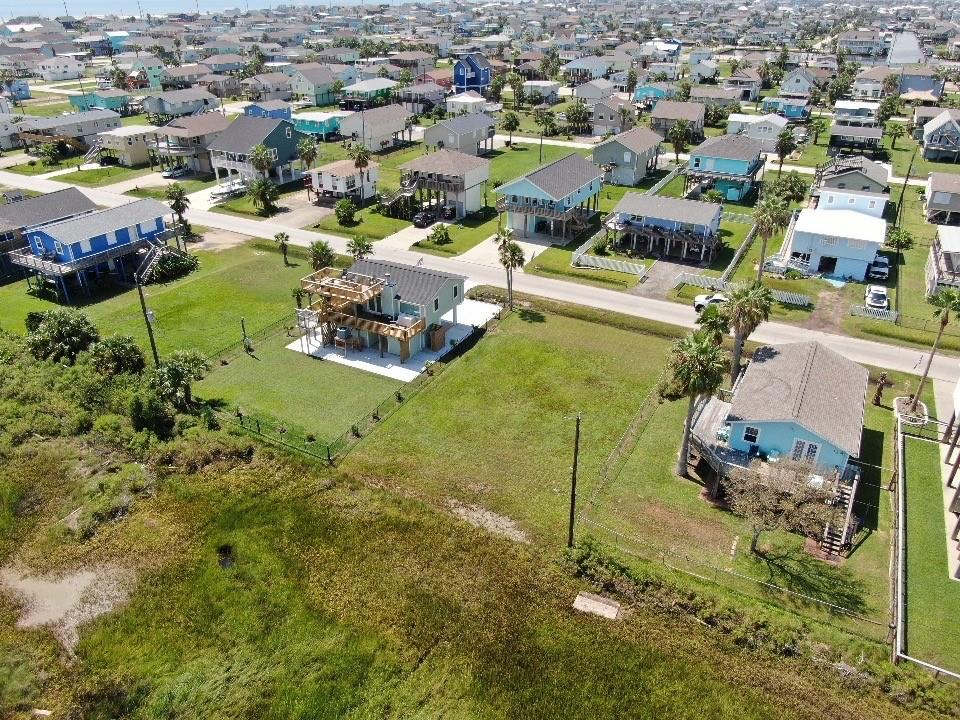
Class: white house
689,59,719,83
306,158,379,201
36,56,85,81
338,104,411,151
725,113,788,152
573,78,615,107
522,80,561,104
816,187,887,218
776,208,886,279
399,149,491,218
445,91,486,115
779,67,817,98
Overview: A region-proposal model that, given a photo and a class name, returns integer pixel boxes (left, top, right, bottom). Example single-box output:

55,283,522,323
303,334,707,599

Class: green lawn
488,144,590,187
312,206,411,240
903,435,960,671
125,175,217,199
18,100,74,116
60,163,155,187
0,240,312,357
414,206,500,256
6,159,64,176
211,181,304,220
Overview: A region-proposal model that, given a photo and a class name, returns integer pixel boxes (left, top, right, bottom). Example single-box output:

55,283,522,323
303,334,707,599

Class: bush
784,269,803,280
704,189,725,204
334,198,357,225
427,224,451,246
25,309,100,364
150,251,199,284
592,236,609,255
90,334,146,376
128,389,175,438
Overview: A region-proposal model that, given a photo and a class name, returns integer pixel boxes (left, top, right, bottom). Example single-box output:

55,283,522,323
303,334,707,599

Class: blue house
453,53,492,95
292,110,351,138
686,134,764,202
244,100,292,120
633,82,676,104
761,96,810,120
605,193,722,262
496,153,603,239
2,77,30,101
8,199,174,303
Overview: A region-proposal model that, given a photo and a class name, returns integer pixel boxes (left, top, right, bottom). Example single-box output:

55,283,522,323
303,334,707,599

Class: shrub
128,389,175,438
704,189,725,204
592,236,610,255
150,251,199,283
427,224,452,246
334,198,357,225
90,334,146,376
25,309,100,364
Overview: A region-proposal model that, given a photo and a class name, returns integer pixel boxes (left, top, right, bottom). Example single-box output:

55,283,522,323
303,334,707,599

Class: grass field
125,175,217,199
6,159,62,176
211,180,304,219
414,206,501,256
312,206,410,240
60,163,155,187
903,434,960,671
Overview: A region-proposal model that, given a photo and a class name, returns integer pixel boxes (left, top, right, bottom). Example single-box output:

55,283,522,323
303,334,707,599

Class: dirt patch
801,289,845,332
191,227,253,252
447,499,529,543
272,191,334,228
0,565,134,652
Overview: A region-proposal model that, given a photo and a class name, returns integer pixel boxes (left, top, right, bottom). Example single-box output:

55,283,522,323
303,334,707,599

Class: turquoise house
761,96,810,120
496,154,603,239
69,89,131,113
633,82,675,103
687,134,764,202
292,110,352,138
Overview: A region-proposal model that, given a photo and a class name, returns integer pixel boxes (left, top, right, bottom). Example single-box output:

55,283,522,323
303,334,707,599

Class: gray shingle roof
830,124,883,139
508,153,602,201
347,258,465,307
692,134,762,161
0,187,97,234
207,116,292,154
651,100,705,122
437,113,495,134
822,156,887,186
595,126,662,155
17,109,118,132
34,199,170,245
729,342,868,457
610,193,721,226
401,149,490,176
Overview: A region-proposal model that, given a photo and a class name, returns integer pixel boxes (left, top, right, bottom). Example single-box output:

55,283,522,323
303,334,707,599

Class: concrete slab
573,591,621,619
286,298,500,382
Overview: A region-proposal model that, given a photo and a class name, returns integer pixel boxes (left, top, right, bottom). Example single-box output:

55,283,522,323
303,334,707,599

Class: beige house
96,124,158,166
306,159,380,201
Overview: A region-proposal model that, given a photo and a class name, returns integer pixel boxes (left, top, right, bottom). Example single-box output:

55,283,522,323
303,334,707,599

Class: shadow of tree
518,308,545,323
751,545,870,614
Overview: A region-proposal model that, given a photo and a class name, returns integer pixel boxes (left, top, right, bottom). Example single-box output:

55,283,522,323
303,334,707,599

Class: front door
817,256,837,274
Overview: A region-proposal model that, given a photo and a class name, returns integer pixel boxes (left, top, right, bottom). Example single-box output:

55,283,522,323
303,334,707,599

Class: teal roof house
686,135,764,202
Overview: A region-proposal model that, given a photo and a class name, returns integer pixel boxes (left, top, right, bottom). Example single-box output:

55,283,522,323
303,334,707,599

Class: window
453,285,458,298
433,297,439,311
826,194,834,204
868,200,876,209
743,426,760,444
285,127,292,138
623,150,632,162
848,197,855,204
821,236,838,246
848,238,866,250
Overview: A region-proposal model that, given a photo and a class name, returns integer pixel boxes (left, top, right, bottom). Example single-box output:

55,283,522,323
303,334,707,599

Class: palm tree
809,117,827,145
274,231,290,265
886,121,906,149
774,129,796,175
726,281,774,385
497,237,525,310
347,234,373,260
696,302,729,345
501,111,520,146
297,137,318,170
165,183,190,245
248,143,273,178
617,104,634,131
533,108,556,163
308,239,336,270
753,194,791,281
348,144,371,206
247,177,279,215
669,331,728,477
910,289,960,413
667,120,690,162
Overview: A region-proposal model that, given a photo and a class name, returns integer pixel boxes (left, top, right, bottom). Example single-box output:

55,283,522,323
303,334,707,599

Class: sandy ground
271,191,335,229
447,499,529,543
0,565,134,651
190,226,254,251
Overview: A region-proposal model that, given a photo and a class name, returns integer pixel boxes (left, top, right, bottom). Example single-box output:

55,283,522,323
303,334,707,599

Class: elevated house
813,187,887,217
563,55,612,84
920,110,960,161
396,149,491,219
496,153,603,239
0,113,20,149
298,259,466,363
688,58,719,83
149,112,231,174
724,67,762,101
725,113,788,153
649,100,705,141
390,50,434,80
771,207,886,279
202,54,245,74
453,53,491,95
305,158,379,202
339,78,398,111
241,72,292,102
244,100,292,120
338,104,412,152
292,110,351,140
829,123,883,152
194,73,241,99
833,100,880,127
446,90,486,115
16,109,120,150
760,96,810,121
689,85,741,108
686,134,764,202
522,80,560,104
68,88,131,114
853,66,898,100
397,82,445,114
925,172,960,225
812,155,889,194
160,64,212,90
141,88,218,121
36,55,84,81
6,198,176,303
422,113,495,156
290,65,345,106
591,126,663,186
572,78,615,107
779,67,818,98
837,30,885,58
95,124,157,166
926,225,960,295
208,116,305,185
591,96,635,135
604,193,722,262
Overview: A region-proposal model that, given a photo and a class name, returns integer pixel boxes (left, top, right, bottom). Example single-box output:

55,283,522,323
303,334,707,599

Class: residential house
649,61,681,80
591,126,663,186
833,100,880,127
95,124,157,166
244,100,292,120
423,67,454,90
339,78,397,111
305,158,379,202
689,85,741,108
853,66,898,99
725,113,788,152
0,113,19,149
160,64,211,89
898,64,945,102
16,109,120,149
111,53,164,89
563,55,612,83
35,55,84,81
0,76,29,100
453,53,491,95
149,112,231,174
423,113,495,156
208,116,305,185
68,88,131,114
920,110,960,161
141,88,218,119
837,30,885,58
604,193,722,262
298,259,466,363
203,54,245,74
397,82,446,114
592,96,635,135
776,207,886,279
390,50,434,80
522,80,560,104
688,58,719,83
195,74,240,99
925,172,960,224
338,104,412,151
779,67,818,98
650,100,705,141
241,72,291,102
446,91,486,115
572,78,615,107
829,123,883,152
399,149,491,218
760,96,810,121
814,187,887,218
913,106,959,138
6,199,172,303
814,156,889,194
291,110,352,139
496,153,603,238
724,67,762,102
925,225,960,294
687,134,764,202
289,65,345,106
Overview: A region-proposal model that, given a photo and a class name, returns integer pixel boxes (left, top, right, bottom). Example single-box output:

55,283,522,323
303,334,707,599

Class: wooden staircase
821,480,855,557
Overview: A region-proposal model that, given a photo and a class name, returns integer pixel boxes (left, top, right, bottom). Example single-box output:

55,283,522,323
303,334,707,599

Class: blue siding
728,419,850,472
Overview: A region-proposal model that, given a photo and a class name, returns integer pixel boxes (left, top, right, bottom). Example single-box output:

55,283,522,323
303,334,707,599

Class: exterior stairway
136,242,187,283
384,177,419,208
82,140,102,164
821,481,855,557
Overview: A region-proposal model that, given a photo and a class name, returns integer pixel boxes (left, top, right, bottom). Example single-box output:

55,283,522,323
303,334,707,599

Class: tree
886,121,906,149
151,349,209,409
910,289,960,413
242,45,265,78
882,72,901,96
666,119,690,162
335,198,357,225
774,129,797,175
722,459,833,554
165,183,190,238
618,105,634,131
625,68,639,94
397,68,413,88
509,73,525,109
753,195,791,281
25,309,100,364
725,280,774,385
565,99,590,134
877,94,900,124
111,65,127,89
695,302,729,345
38,142,60,167
331,79,345,98
809,117,827,144
675,79,692,102
533,108,556,162
527,89,543,107
347,234,373,260
665,331,728,477
89,334,146,376
274,231,290,265
308,239,336,270
246,177,279,215
297,137,318,170
501,110,521,145
348,144,371,206
495,230,525,310
248,143,273,177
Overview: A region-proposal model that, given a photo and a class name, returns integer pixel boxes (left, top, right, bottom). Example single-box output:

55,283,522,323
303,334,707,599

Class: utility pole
136,275,160,366
894,145,917,317
567,412,581,548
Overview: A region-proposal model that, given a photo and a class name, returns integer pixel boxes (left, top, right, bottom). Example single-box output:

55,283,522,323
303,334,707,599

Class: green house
69,89,132,114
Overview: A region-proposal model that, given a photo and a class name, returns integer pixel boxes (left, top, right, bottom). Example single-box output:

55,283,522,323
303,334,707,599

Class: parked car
162,164,189,179
98,155,118,166
868,255,890,280
865,285,889,310
413,210,436,228
693,292,729,312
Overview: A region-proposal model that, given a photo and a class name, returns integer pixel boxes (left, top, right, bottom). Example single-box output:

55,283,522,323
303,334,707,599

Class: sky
0,0,371,21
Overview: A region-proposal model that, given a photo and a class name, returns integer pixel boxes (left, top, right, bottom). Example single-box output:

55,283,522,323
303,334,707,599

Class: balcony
300,266,385,305
147,139,201,156
329,309,426,341
496,198,584,221
7,237,156,276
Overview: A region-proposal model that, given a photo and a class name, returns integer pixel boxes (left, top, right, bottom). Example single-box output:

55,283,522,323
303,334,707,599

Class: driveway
629,257,716,299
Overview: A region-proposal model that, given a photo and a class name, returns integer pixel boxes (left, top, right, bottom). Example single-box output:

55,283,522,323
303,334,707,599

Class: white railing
850,304,900,323
719,224,757,283
212,157,255,173
575,253,647,277
720,210,754,224
673,272,811,307
645,161,687,196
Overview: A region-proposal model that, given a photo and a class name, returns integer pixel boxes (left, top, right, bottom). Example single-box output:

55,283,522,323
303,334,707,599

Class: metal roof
347,258,465,307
